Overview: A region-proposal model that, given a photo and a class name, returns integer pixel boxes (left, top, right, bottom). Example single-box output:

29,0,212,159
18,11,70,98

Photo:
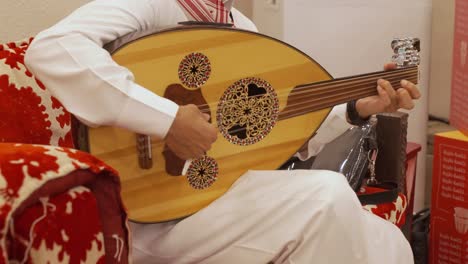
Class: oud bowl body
88,27,332,223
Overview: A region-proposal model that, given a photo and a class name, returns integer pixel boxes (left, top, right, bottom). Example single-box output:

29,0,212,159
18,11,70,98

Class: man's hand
355,63,421,119
165,104,217,160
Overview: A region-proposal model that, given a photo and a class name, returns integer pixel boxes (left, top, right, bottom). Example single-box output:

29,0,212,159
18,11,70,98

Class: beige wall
235,0,283,39
429,0,455,119
234,0,253,19
0,0,90,42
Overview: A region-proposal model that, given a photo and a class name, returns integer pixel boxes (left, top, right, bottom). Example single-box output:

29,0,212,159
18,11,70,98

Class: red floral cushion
8,186,106,263
0,37,130,263
0,38,73,147
360,186,408,228
0,143,129,263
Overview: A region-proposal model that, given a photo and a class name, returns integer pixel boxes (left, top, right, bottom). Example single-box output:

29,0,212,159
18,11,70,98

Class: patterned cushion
8,186,106,263
0,38,130,263
0,143,129,263
360,186,408,228
0,38,73,147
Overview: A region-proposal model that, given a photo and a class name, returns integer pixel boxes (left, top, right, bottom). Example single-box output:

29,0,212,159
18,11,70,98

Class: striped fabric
177,0,232,24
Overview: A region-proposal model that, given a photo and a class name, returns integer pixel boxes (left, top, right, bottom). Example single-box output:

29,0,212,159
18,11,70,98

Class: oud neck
278,66,419,120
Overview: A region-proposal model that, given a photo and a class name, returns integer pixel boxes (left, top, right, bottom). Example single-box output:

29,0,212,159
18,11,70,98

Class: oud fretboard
279,66,419,120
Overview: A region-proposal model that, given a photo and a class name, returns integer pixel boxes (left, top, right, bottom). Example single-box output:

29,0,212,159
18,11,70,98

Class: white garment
130,170,413,264
24,1,413,263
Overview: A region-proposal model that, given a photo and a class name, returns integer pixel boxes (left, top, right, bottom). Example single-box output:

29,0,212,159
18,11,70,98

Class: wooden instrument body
89,27,333,222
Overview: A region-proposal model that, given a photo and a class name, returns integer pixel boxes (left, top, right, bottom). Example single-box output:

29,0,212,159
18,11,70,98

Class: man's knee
308,170,359,208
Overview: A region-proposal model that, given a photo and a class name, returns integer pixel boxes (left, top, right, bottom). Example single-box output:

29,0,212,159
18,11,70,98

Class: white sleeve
296,103,353,160
25,0,187,139
231,8,258,32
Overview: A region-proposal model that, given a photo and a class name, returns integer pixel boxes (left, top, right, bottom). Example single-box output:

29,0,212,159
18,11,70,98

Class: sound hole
217,77,279,146
178,52,211,89
186,156,218,190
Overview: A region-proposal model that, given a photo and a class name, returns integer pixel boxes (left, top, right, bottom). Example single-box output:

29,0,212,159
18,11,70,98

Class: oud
79,26,420,223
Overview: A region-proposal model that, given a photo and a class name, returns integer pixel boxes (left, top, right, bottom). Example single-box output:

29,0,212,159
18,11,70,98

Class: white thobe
24,0,414,263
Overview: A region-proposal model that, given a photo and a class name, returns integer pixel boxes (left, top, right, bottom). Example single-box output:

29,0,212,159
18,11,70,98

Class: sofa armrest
0,143,129,263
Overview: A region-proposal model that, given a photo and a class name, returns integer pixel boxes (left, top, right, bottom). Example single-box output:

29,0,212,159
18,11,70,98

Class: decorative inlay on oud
178,52,212,89
217,77,279,146
186,156,219,189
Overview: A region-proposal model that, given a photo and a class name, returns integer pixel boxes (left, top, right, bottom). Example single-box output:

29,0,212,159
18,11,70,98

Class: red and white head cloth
177,0,234,24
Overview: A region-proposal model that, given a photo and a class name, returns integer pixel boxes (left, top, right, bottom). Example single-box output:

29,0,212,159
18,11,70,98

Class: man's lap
130,170,412,264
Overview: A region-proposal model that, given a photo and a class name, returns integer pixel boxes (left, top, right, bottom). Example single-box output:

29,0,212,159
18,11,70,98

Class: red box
430,131,468,264
450,0,468,136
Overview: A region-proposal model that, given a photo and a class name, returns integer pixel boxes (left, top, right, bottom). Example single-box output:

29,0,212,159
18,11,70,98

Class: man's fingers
401,80,421,99
384,62,397,71
166,104,218,160
202,113,210,121
397,88,415,110
377,79,397,105
378,79,395,95
193,150,205,159
377,86,391,107
186,144,205,159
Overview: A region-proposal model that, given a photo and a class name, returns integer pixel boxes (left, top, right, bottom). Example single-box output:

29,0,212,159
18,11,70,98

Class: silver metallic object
391,38,421,68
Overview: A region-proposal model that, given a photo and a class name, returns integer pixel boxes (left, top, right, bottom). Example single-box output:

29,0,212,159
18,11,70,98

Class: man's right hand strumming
165,104,218,160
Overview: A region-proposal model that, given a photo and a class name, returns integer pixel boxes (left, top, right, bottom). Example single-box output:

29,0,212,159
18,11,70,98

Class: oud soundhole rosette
187,156,219,190
178,52,211,89
217,77,279,146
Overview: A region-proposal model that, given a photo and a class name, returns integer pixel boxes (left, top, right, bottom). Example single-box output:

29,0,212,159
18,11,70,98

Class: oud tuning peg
391,38,421,68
